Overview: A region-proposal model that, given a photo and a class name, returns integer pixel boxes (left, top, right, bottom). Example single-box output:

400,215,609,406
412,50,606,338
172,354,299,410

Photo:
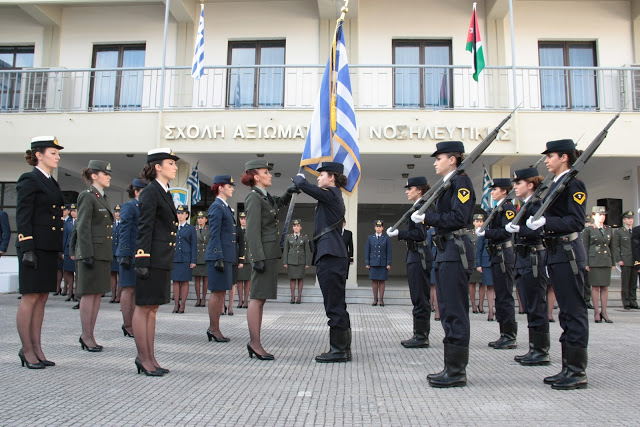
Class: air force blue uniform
111,220,121,272
205,197,237,291
365,233,392,280
62,217,76,272
171,222,197,282
116,199,140,287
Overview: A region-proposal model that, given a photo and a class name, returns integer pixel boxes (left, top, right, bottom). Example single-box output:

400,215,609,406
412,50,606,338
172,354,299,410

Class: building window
0,46,35,111
89,44,146,110
0,182,18,256
393,40,452,109
227,41,285,108
539,41,597,110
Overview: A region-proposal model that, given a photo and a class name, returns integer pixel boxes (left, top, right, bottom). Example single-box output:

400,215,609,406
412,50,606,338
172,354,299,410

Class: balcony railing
1,65,638,113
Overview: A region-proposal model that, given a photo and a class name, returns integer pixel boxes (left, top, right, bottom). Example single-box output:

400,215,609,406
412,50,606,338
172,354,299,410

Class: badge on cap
458,188,470,203
573,192,586,205
375,220,383,226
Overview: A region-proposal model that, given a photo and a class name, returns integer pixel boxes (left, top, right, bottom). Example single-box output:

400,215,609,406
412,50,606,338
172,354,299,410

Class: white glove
386,227,399,237
296,173,305,178
411,211,425,224
505,222,520,233
526,216,546,230
475,228,485,237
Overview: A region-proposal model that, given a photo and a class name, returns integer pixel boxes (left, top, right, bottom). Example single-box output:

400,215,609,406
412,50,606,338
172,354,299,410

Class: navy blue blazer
116,199,140,259
365,234,392,267
484,200,516,265
112,220,121,259
63,217,75,257
0,209,11,253
174,222,197,264
475,235,492,268
205,197,237,263
397,201,432,265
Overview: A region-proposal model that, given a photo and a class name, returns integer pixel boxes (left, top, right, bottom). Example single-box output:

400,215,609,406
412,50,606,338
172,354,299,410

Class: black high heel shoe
594,313,602,323
65,294,74,302
155,366,170,374
79,337,102,352
247,344,274,360
37,356,55,366
18,350,45,369
134,357,163,376
122,325,134,338
207,329,230,342
372,301,378,306
601,314,613,324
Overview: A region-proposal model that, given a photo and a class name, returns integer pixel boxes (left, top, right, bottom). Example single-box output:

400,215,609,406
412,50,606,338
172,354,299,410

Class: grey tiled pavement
1,291,639,426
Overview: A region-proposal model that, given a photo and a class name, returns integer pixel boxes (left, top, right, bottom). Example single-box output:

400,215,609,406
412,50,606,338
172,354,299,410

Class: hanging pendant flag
186,163,201,205
466,2,485,82
191,4,205,79
481,165,493,212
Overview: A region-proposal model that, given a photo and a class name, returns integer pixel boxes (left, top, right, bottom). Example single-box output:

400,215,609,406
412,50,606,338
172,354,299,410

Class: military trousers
407,261,431,321
515,264,549,333
491,262,516,324
316,255,350,331
434,261,471,347
620,265,638,307
548,263,589,348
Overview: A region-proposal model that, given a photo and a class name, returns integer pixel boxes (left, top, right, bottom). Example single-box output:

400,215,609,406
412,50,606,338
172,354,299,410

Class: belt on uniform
542,232,579,275
433,228,468,269
487,240,513,274
515,243,545,278
406,240,429,270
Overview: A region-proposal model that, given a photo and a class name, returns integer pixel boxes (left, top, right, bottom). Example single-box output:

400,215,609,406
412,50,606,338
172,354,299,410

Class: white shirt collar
376,233,381,238
524,195,532,203
35,166,50,179
444,170,456,182
553,169,571,183
155,179,169,192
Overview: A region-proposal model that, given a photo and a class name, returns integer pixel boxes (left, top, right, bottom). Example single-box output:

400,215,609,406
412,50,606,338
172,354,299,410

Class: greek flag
191,4,205,79
186,163,201,205
481,165,493,212
301,20,361,194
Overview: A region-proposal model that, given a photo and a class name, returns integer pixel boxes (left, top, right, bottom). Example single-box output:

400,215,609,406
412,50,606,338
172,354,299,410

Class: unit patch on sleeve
573,192,586,205
505,210,515,220
458,188,470,203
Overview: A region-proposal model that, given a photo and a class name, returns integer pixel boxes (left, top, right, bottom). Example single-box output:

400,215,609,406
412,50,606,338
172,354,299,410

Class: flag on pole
481,165,493,212
466,2,485,82
301,19,361,194
186,163,201,205
191,4,205,79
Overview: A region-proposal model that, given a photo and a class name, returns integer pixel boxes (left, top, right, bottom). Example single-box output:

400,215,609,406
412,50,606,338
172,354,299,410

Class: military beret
317,162,344,174
374,219,384,226
214,175,235,186
245,159,273,171
132,178,147,188
114,205,121,211
147,148,179,163
622,210,634,218
512,167,539,181
490,178,512,188
196,211,206,218
592,206,607,215
31,136,64,150
292,219,301,225
176,205,189,213
541,139,576,154
473,214,485,221
88,160,112,174
404,176,428,188
239,212,247,218
431,140,465,157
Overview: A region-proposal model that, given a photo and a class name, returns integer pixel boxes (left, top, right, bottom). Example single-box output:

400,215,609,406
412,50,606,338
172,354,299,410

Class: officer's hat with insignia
374,219,384,227
177,204,189,213
245,159,273,171
292,219,301,226
473,213,485,221
592,206,607,215
317,162,344,174
490,178,512,188
114,205,121,212
512,167,539,181
404,176,428,188
431,140,465,157
31,136,64,150
196,211,205,218
622,210,634,219
87,160,112,175
239,212,247,219
585,214,592,224
69,203,77,210
63,204,71,211
213,175,235,186
147,148,179,163
541,139,576,154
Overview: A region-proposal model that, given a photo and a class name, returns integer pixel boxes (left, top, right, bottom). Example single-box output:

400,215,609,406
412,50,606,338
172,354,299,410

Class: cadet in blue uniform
116,178,147,338
16,136,65,369
411,140,475,388
193,211,209,307
54,205,68,295
387,176,433,348
525,139,588,390
469,214,489,315
171,205,197,313
109,204,121,303
476,178,518,349
63,204,77,301
293,162,351,363
506,167,551,366
365,220,392,306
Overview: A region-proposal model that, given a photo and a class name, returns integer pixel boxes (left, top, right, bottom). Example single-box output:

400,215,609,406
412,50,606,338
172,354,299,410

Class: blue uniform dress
293,176,350,331
424,173,475,347
205,197,237,291
171,222,197,282
475,235,494,286
116,198,140,287
542,176,588,348
62,218,76,272
365,234,392,280
484,201,517,324
111,220,121,272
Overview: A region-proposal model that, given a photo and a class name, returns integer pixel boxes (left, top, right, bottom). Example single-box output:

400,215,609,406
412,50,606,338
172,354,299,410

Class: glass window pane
424,45,450,108
258,46,284,107
539,44,567,109
230,47,256,107
0,48,14,68
568,44,596,109
92,50,118,108
394,45,419,107
15,47,34,68
119,49,146,109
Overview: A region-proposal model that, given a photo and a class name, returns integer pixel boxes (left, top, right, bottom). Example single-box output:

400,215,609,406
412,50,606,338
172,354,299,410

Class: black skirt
135,268,171,306
19,249,58,294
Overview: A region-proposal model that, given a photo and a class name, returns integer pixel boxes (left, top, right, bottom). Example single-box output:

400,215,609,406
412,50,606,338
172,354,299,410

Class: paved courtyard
1,292,638,426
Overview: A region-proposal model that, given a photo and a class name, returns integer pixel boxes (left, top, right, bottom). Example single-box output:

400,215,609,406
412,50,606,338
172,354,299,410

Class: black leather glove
119,256,131,269
252,260,265,273
82,256,95,269
135,267,149,279
286,183,301,194
214,259,224,272
22,251,37,269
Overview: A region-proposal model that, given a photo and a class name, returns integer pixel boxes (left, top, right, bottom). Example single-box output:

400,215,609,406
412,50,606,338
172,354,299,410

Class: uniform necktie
295,235,299,240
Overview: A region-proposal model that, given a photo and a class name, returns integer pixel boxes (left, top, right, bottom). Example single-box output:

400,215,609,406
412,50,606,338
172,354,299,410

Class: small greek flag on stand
301,19,360,194
481,165,493,212
187,163,201,205
191,4,205,79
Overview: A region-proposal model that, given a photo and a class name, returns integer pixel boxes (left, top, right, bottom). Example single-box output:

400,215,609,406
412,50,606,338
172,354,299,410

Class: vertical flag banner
466,2,485,82
186,163,201,205
301,18,361,194
191,3,205,79
481,165,493,212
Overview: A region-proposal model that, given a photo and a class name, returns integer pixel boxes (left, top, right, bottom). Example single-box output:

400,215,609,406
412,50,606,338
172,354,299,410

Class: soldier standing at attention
62,204,77,301
365,220,392,306
54,205,69,295
236,212,251,308
171,205,197,314
283,219,312,304
613,210,638,310
192,211,209,307
293,162,351,363
341,219,354,275
411,141,475,388
109,204,121,303
582,215,594,309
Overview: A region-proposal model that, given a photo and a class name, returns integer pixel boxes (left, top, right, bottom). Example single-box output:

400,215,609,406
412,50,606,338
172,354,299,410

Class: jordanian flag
466,2,485,81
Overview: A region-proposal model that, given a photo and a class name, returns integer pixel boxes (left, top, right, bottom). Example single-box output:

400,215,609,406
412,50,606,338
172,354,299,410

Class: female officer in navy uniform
171,205,196,313
411,141,475,388
293,162,351,363
365,220,392,306
76,160,115,352
505,167,551,366
16,136,65,369
387,176,433,348
236,212,251,308
193,211,209,307
116,178,147,338
525,139,588,390
476,178,518,350
63,204,77,302
133,148,179,376
283,219,312,304
205,175,237,342
109,204,121,303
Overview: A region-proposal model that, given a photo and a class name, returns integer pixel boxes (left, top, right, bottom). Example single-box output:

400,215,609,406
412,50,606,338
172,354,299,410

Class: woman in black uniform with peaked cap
16,136,64,369
133,148,179,376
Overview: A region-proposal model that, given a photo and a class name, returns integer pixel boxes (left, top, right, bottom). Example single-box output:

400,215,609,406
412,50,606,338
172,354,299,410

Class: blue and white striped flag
186,163,201,205
191,4,205,79
481,165,493,212
301,19,361,194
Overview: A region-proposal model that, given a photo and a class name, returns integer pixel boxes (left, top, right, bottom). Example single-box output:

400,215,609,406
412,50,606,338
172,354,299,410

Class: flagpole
159,0,171,112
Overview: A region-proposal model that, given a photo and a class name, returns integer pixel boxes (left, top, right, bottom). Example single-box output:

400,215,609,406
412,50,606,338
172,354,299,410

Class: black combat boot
518,331,550,366
514,332,534,362
488,322,504,347
315,329,348,363
543,342,567,384
492,322,517,349
428,344,468,388
401,317,430,348
551,345,587,390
